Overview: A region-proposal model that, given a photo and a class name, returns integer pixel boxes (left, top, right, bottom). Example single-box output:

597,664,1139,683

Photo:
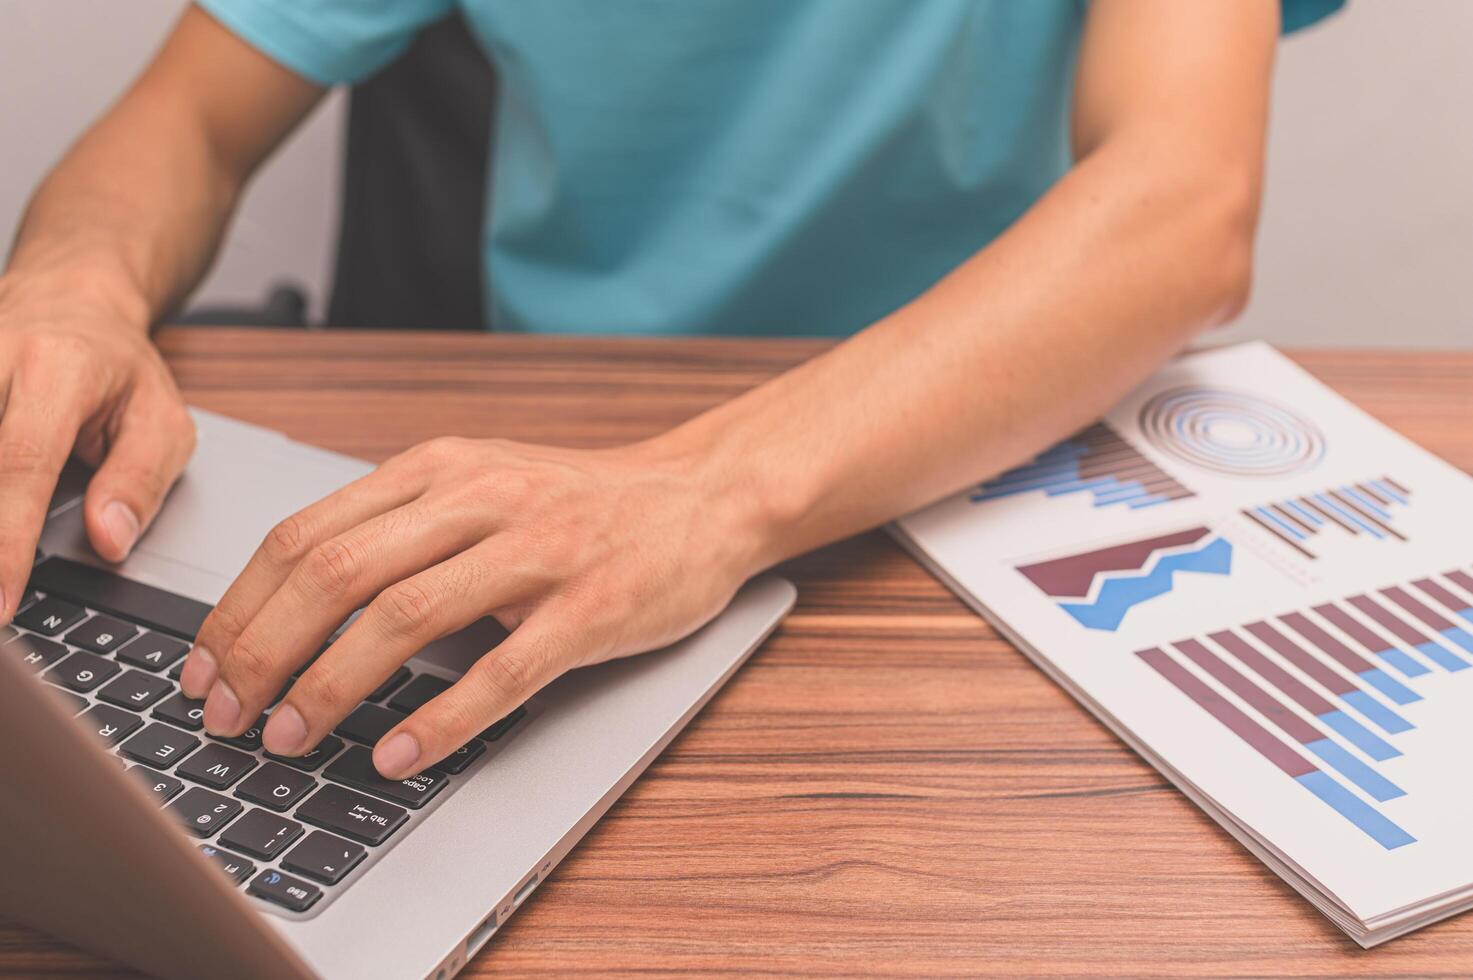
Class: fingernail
263,703,308,756
179,646,218,699
103,501,141,558
203,678,241,735
374,732,421,779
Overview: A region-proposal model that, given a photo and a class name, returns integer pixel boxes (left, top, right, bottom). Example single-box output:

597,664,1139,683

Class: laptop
0,409,796,979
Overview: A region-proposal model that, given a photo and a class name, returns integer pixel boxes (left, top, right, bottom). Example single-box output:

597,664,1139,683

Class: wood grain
3,329,1472,978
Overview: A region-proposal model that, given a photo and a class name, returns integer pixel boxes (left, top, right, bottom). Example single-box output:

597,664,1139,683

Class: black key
236,763,317,812
169,659,186,681
97,670,173,711
429,738,485,775
119,722,200,769
130,767,184,805
44,686,89,715
177,743,258,789
283,831,366,885
367,666,411,703
480,705,527,742
153,691,206,731
295,784,407,846
334,704,406,746
248,868,321,913
46,651,120,692
116,632,190,672
77,703,145,746
6,633,68,672
385,672,449,713
268,735,343,773
220,808,304,860
64,614,138,654
222,715,267,751
17,590,40,611
13,595,86,636
324,744,447,809
29,556,210,639
1,624,15,643
167,787,242,838
199,844,255,884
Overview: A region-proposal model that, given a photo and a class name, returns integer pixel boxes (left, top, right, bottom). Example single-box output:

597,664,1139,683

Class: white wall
2,1,1469,346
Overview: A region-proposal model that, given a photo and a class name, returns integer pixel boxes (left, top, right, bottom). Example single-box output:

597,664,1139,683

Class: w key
177,744,258,790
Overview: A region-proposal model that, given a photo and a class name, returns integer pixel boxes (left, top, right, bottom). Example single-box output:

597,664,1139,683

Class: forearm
2,5,323,328
657,131,1260,569
4,82,241,328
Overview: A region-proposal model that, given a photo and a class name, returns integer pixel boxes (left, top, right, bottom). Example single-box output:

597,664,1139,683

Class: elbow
1195,169,1261,329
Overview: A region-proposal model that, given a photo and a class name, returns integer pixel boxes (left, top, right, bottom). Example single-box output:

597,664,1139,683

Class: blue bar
1371,479,1408,505
1032,441,1090,463
1344,690,1413,734
1255,506,1307,540
1045,477,1117,497
1370,644,1432,677
1357,667,1422,705
1319,707,1396,760
1294,771,1416,849
1417,639,1470,671
1126,495,1172,509
1091,482,1147,504
1440,626,1473,656
1314,493,1385,539
1285,499,1324,526
1318,710,1401,761
1304,739,1405,802
1344,486,1393,520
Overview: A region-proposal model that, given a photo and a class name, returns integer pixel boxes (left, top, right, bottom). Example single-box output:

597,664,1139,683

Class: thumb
83,396,196,563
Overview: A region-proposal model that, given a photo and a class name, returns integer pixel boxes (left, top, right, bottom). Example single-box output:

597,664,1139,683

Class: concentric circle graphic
1137,386,1326,477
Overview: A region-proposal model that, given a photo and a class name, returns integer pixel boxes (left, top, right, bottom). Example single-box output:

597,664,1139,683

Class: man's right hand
0,272,195,623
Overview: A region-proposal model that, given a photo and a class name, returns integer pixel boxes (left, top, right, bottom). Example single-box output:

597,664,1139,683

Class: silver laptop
0,409,795,979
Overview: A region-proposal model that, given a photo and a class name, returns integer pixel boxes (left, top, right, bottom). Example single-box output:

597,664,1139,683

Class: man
0,1,1340,778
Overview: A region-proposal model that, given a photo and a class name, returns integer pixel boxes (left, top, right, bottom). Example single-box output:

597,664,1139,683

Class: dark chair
176,12,496,330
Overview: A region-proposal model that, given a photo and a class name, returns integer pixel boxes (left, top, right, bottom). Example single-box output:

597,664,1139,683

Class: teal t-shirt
199,0,1342,337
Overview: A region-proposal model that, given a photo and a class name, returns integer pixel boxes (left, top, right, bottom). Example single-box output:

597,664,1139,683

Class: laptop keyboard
7,557,529,918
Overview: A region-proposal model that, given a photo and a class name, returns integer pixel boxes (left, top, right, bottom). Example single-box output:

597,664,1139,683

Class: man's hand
0,274,195,621
179,436,766,778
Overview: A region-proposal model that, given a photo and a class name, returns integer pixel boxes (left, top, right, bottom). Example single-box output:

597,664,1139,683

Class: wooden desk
4,331,1472,977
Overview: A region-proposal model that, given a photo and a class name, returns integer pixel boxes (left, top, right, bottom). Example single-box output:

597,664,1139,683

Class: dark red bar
1382,586,1453,631
1348,594,1429,645
1280,612,1375,675
1313,603,1395,655
1173,640,1322,744
1300,497,1358,534
1415,578,1471,613
1383,476,1411,496
1137,647,1316,778
1209,630,1337,714
1330,489,1406,542
1242,509,1316,560
1244,621,1359,694
1447,570,1473,595
1269,503,1317,535
1357,482,1391,506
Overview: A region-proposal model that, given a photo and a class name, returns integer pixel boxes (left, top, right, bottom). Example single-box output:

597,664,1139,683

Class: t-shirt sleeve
1281,0,1345,34
195,0,456,85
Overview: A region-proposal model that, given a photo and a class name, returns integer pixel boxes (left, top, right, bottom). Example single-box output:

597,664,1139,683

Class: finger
203,498,490,737
82,389,196,563
180,460,428,697
373,612,570,778
0,364,95,621
261,540,532,756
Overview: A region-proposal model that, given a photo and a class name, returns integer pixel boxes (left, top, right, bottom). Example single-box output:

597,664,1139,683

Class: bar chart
1136,566,1473,849
972,422,1194,511
1242,477,1411,560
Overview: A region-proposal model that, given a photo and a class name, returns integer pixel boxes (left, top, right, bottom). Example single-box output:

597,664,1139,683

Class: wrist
1,253,154,334
633,417,817,576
